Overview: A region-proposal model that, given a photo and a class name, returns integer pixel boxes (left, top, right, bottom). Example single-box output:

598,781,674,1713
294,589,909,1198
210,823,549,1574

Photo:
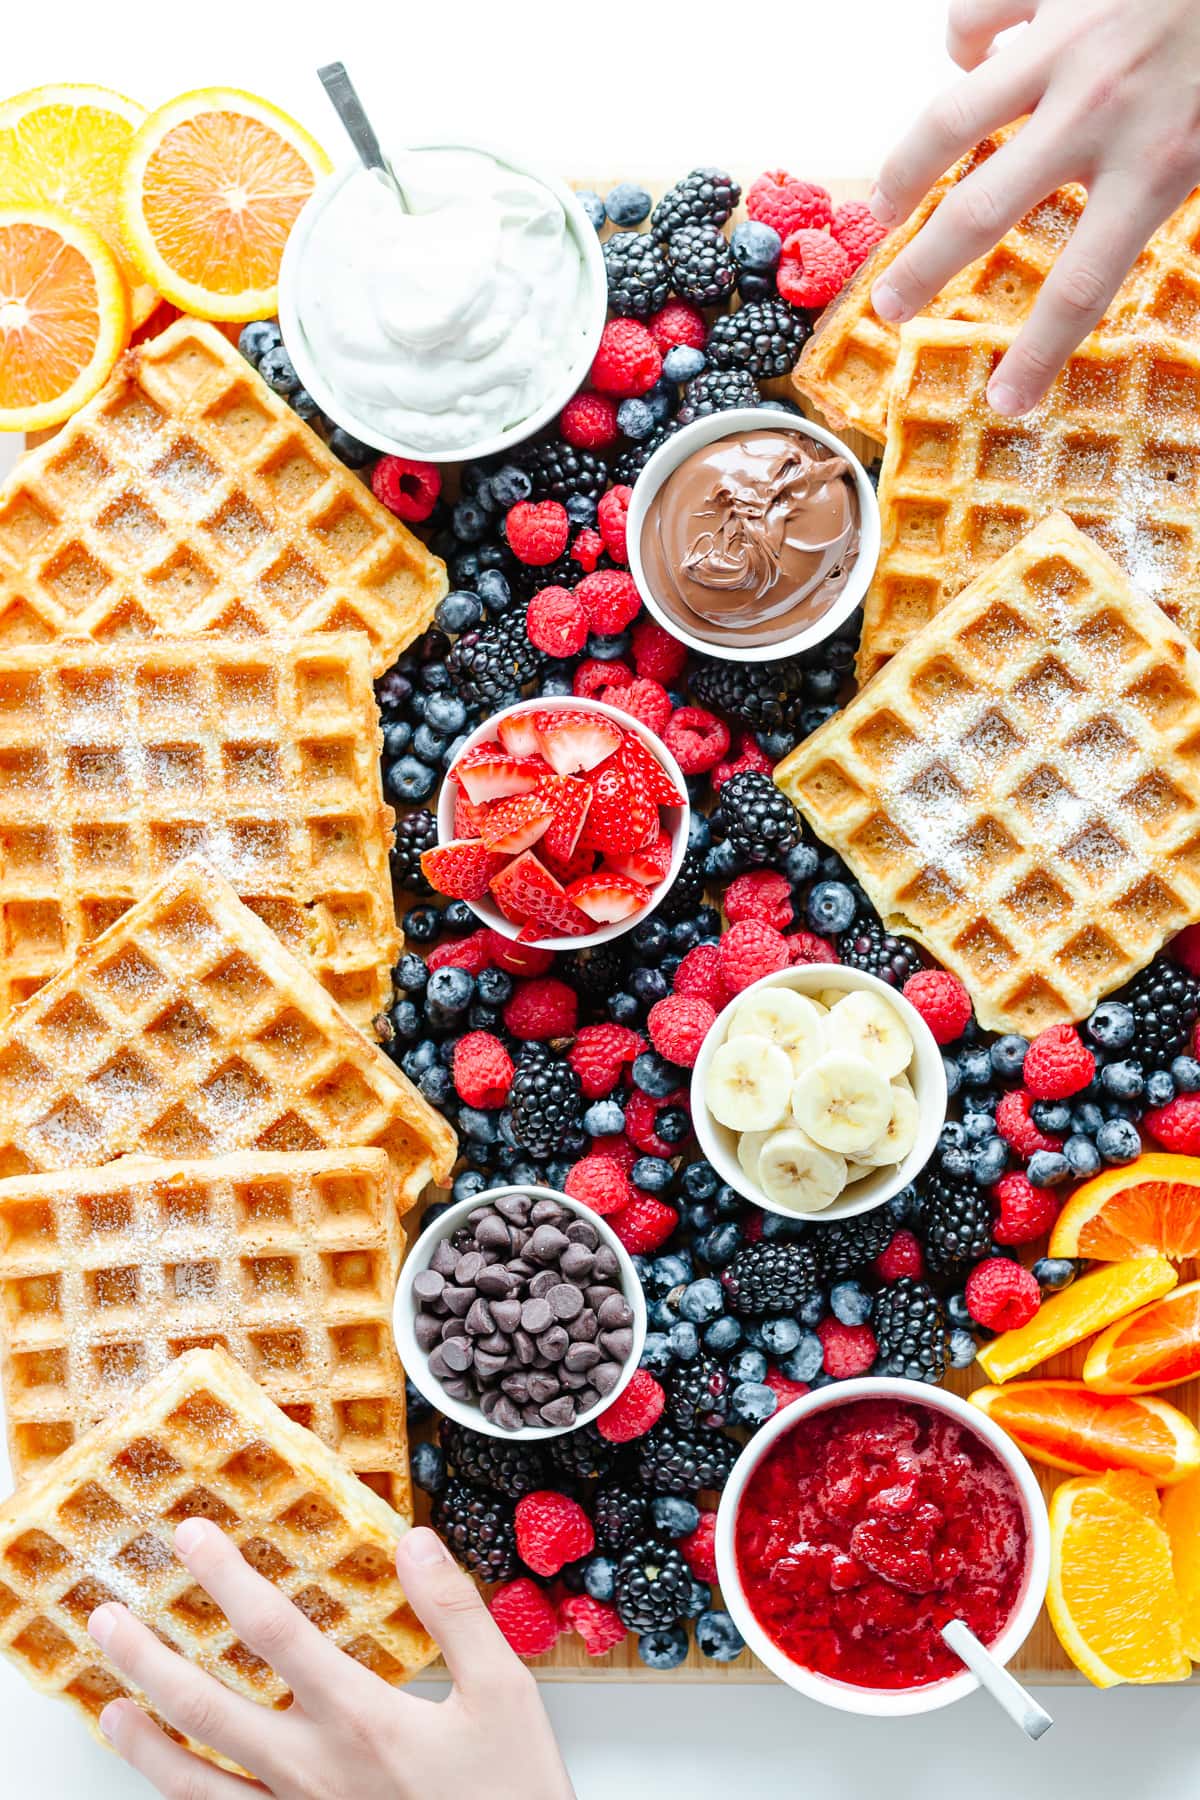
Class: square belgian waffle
0,319,447,675
774,512,1200,1035
856,317,1200,682
0,855,457,1213
0,1149,410,1513
0,1347,435,1767
0,633,399,1029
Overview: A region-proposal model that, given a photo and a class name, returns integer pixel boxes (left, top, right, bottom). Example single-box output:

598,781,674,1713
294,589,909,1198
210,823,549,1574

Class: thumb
395,1528,517,1691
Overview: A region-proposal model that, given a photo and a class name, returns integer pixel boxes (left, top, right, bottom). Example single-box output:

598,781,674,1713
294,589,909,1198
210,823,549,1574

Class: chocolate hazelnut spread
640,427,861,647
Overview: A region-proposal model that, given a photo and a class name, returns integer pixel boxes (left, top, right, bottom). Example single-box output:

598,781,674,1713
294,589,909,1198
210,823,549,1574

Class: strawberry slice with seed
580,757,650,855
538,773,593,864
538,837,597,886
453,787,488,838
532,707,623,775
421,839,509,900
496,712,543,758
607,829,673,886
455,747,547,805
478,792,554,855
566,871,651,923
619,731,685,807
490,850,593,937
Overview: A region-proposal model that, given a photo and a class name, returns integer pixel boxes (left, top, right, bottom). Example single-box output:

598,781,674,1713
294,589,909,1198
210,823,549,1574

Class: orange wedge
1050,1153,1200,1261
0,204,129,432
119,87,330,321
971,1380,1200,1482
1161,1470,1200,1658
975,1255,1177,1384
1047,1471,1190,1687
1084,1279,1200,1394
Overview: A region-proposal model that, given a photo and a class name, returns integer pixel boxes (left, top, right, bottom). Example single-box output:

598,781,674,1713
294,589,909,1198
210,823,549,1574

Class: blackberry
562,941,631,1004
812,1209,896,1281
388,808,437,894
603,230,671,318
547,1421,620,1483
517,439,609,504
721,1240,821,1315
508,1045,582,1160
1115,960,1200,1064
872,1278,947,1383
448,610,546,706
666,224,737,308
503,548,584,602
715,771,803,866
656,848,706,923
678,367,758,423
431,1479,518,1581
651,168,741,242
920,1167,993,1281
837,917,925,988
438,1420,548,1499
689,656,806,734
705,298,812,379
614,1538,694,1631
666,1355,729,1429
636,1422,739,1494
612,423,680,486
593,1479,652,1552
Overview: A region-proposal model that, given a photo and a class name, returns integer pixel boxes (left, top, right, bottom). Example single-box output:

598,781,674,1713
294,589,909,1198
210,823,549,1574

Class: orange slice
1084,1279,1200,1393
1047,1471,1190,1687
119,88,329,322
971,1380,1200,1482
1050,1153,1200,1260
975,1255,1177,1384
0,204,129,432
1161,1469,1200,1658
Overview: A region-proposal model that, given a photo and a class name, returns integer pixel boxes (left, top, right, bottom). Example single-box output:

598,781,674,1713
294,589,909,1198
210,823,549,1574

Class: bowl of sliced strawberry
425,697,691,949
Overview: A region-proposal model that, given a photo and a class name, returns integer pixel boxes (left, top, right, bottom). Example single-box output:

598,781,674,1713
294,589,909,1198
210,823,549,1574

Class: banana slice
757,1126,847,1212
843,1158,876,1185
726,987,826,1074
791,1052,892,1155
856,1080,920,1168
705,1035,793,1132
819,987,846,1011
825,990,913,1080
737,1129,773,1186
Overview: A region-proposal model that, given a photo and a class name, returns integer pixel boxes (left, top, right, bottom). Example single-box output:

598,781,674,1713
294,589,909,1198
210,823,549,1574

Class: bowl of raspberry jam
716,1378,1050,1714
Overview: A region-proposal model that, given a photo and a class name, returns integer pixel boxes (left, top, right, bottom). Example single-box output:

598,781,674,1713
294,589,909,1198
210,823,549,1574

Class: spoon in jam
941,1619,1054,1739
317,62,410,211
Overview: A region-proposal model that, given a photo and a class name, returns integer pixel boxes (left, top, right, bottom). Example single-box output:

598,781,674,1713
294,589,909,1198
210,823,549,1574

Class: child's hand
87,1520,575,1800
869,0,1200,412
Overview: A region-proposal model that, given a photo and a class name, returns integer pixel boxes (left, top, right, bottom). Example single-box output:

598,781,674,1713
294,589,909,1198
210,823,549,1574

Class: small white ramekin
690,963,946,1223
626,405,881,664
279,142,607,462
715,1377,1051,1717
436,695,690,951
394,1185,647,1441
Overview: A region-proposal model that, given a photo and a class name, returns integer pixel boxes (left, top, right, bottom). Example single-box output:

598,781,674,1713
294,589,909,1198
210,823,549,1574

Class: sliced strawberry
479,792,554,855
539,837,597,886
567,871,651,924
496,712,543,758
532,707,623,776
619,730,685,807
456,748,547,805
578,758,645,856
421,839,508,900
490,850,593,938
453,787,487,838
539,773,593,864
607,829,673,885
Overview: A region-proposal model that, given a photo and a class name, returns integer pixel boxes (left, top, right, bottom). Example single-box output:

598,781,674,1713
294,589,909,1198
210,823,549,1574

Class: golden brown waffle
0,633,398,1029
0,1149,411,1512
0,856,456,1211
0,319,446,674
775,513,1200,1034
0,1346,435,1766
857,318,1200,682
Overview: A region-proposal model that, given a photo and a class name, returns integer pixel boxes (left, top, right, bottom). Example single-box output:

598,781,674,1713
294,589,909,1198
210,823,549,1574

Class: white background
3,2,1200,1794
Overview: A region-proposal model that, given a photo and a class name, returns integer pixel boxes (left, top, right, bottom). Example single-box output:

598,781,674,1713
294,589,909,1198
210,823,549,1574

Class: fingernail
987,379,1024,415
98,1702,123,1744
88,1603,119,1649
872,280,907,323
402,1527,446,1566
868,185,897,224
174,1518,209,1556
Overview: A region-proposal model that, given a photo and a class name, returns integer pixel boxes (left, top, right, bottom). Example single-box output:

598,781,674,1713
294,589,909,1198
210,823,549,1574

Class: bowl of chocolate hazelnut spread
628,406,880,662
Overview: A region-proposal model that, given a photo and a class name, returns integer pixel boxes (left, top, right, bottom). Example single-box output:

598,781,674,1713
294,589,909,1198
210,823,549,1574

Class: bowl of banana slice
691,965,947,1222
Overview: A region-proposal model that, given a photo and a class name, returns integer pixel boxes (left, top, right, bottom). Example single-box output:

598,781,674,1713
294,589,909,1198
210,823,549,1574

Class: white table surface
3,1,1200,1793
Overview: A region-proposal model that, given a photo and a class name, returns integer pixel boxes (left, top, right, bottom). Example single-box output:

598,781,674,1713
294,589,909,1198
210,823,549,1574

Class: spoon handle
941,1620,1054,1741
317,63,390,174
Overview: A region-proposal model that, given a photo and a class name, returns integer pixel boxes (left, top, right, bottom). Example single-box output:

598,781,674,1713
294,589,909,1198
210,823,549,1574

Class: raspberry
831,200,889,269
1174,923,1200,977
601,677,671,735
786,930,837,966
631,617,688,683
526,585,589,657
1023,1024,1095,1100
711,730,775,790
574,657,632,699
647,299,707,353
560,1594,627,1656
901,969,972,1045
746,170,834,237
570,527,605,574
489,1578,561,1656
426,931,494,975
503,976,578,1040
560,390,619,449
370,454,441,522
452,1031,514,1109
680,1511,717,1582
568,1022,645,1098
992,1172,1060,1246
624,1087,689,1158
597,485,631,565
662,707,731,774
506,499,570,566
995,1089,1064,1157
777,228,853,308
673,942,730,1009
648,994,716,1067
564,1154,635,1217
1146,1092,1200,1153
514,1490,595,1577
595,1369,666,1442
482,929,555,978
816,1317,877,1378
724,870,794,931
763,1365,810,1409
965,1257,1041,1332
577,568,642,634
590,318,662,397
873,1229,925,1283
718,919,790,995
610,1194,679,1255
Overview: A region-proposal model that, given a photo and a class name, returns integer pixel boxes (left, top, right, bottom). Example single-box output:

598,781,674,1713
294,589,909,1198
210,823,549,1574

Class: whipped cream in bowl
279,143,607,460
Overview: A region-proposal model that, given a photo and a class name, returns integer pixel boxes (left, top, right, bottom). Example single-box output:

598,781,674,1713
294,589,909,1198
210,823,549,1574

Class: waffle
0,319,447,674
0,1149,411,1514
0,633,398,1029
856,317,1200,681
0,856,456,1213
774,512,1200,1034
0,1346,435,1766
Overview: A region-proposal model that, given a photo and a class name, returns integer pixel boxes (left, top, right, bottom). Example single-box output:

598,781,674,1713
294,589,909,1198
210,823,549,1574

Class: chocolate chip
565,1218,600,1249
593,1247,620,1281
548,1283,584,1321
442,1337,474,1373
569,1308,598,1342
597,1294,633,1330
560,1367,588,1389
530,1198,566,1226
585,1284,616,1311
465,1298,494,1336
528,1224,569,1264
476,1330,510,1356
480,1389,502,1419
577,1386,600,1413
494,1195,530,1224
527,1372,559,1404
476,1264,516,1299
430,1240,460,1277
467,1206,491,1228
559,1244,595,1281
441,1375,471,1400
540,1395,575,1427
592,1361,622,1395
501,1373,530,1403
508,1257,535,1278
520,1296,553,1335
453,1250,485,1286
414,1314,442,1352
490,1298,522,1334
600,1327,633,1362
475,1214,511,1252
493,1396,523,1431
513,1328,536,1365
536,1325,569,1361
528,1268,560,1300
474,1351,509,1381
440,1318,469,1341
427,1345,451,1379
412,1269,445,1303
442,1285,475,1318
564,1342,601,1373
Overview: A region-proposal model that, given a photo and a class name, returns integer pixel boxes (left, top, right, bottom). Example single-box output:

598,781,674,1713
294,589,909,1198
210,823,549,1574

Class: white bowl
715,1377,1051,1716
626,405,881,664
690,963,946,1222
436,695,690,951
279,142,608,462
394,1185,647,1440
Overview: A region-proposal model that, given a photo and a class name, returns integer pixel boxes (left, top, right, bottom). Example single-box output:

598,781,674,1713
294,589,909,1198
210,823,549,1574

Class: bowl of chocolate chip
395,1185,647,1439
627,404,880,663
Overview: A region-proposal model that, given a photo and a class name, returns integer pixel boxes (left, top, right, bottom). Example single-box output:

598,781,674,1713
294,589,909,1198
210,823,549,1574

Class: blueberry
652,1497,700,1538
942,1053,962,1098
738,272,777,301
671,919,702,952
410,1442,445,1494
1086,999,1135,1051
781,1332,824,1383
759,1316,803,1357
730,1381,778,1425
639,1626,690,1670
655,1106,690,1145
639,1332,673,1375
605,181,651,225
290,387,323,422
1027,1150,1072,1187
404,1376,434,1425
1030,1101,1072,1134
587,631,631,661
258,344,299,393
444,899,475,932
395,952,428,994
631,969,670,1011
412,723,447,763
695,1610,745,1662
946,1291,972,1329
327,427,373,468
451,1168,488,1204
648,1297,679,1330
982,1035,1025,1085
948,1328,978,1369
238,318,282,364
630,1157,672,1195
486,467,532,513
388,1000,421,1044
958,1047,994,1089
631,918,670,962
784,842,821,884
585,1100,626,1138
706,839,742,880
402,905,441,944
457,1106,498,1143
564,493,596,529
1033,1256,1078,1292
797,1292,827,1329
418,1064,452,1106
434,590,483,634
1071,1101,1105,1138
668,1320,700,1360
583,1554,617,1601
539,673,574,698
806,880,856,934
609,991,641,1026
618,397,656,441
1097,1117,1142,1163
940,1120,967,1152
714,1182,744,1217
475,968,512,1006
728,1348,769,1385
1100,1059,1144,1101
731,219,783,271
1173,1055,1200,1093
385,756,438,804
425,966,474,1020
685,1203,716,1237
643,377,676,424
940,1146,974,1180
1146,1069,1177,1107
704,1315,743,1354
1063,1134,1102,1176
576,189,607,231
476,568,514,613
663,344,707,383
687,813,713,855
424,693,467,735
632,1051,683,1098
962,1110,995,1143
679,1277,725,1323
888,1186,920,1226
682,1579,712,1620
830,1281,873,1326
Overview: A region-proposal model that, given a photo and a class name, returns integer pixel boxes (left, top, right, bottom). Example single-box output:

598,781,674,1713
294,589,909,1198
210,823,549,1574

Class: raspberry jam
734,1397,1029,1689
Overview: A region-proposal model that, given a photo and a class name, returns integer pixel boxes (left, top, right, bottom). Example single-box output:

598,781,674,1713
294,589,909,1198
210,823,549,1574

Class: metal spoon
317,62,409,211
941,1619,1054,1740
